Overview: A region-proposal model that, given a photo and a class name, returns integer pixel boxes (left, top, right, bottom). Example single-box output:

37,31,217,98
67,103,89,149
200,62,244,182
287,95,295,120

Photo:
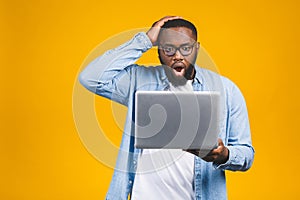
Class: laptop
134,91,220,152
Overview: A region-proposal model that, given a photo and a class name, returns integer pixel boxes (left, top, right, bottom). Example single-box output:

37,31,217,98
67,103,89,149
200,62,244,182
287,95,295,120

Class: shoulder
196,66,240,92
195,66,247,107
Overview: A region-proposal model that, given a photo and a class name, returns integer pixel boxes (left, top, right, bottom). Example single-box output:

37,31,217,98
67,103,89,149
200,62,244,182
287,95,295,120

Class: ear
196,42,200,49
195,42,200,54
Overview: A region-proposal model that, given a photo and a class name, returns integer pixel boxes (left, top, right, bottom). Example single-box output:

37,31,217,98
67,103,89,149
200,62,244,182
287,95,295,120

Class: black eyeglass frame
159,41,197,57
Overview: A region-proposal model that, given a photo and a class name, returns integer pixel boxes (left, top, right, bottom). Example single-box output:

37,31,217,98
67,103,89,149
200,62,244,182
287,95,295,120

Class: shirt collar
193,65,203,85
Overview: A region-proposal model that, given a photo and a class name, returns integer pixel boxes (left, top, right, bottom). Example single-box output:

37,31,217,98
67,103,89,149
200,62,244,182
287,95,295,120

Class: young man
79,16,254,200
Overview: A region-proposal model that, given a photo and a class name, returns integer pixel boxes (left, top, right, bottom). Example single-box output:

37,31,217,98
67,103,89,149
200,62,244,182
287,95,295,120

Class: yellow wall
1,0,299,199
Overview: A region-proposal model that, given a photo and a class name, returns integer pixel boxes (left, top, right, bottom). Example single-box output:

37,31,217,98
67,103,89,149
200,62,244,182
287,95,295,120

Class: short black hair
160,19,197,40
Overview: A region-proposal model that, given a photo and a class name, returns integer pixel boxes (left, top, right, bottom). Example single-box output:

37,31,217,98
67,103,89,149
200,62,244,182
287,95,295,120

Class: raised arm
79,16,181,105
78,32,152,105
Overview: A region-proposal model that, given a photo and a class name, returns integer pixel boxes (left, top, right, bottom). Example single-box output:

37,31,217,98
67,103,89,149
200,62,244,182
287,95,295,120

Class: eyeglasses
159,42,197,57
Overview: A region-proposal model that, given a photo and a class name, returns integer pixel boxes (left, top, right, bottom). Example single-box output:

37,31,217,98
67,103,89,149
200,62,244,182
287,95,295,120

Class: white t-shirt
131,79,195,200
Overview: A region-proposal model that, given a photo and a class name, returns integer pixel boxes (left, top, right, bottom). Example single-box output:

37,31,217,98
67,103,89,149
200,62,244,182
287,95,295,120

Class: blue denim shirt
79,32,254,200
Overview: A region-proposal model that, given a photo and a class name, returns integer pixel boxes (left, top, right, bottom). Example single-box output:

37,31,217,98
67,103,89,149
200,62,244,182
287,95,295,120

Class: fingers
147,16,182,46
201,149,218,161
218,138,224,146
184,149,200,156
184,139,228,164
153,16,182,27
202,155,215,162
201,139,229,164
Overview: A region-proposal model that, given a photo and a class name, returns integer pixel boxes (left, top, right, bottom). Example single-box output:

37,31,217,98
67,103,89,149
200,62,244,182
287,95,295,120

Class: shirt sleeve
78,32,152,105
213,82,255,171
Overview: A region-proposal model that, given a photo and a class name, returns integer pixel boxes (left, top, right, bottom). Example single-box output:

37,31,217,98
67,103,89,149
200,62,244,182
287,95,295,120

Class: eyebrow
162,42,193,47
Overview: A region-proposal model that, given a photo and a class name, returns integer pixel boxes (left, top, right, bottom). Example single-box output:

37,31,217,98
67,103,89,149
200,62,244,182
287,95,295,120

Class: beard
158,52,196,86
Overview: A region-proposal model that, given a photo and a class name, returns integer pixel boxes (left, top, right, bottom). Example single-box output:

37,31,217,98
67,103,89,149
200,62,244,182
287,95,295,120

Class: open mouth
173,66,184,72
172,63,185,72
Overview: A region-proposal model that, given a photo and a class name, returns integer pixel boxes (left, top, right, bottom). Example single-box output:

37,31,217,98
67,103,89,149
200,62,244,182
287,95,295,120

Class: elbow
78,71,89,89
78,71,97,93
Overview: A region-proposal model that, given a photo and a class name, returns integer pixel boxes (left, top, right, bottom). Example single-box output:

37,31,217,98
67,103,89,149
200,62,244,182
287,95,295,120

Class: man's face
158,27,199,80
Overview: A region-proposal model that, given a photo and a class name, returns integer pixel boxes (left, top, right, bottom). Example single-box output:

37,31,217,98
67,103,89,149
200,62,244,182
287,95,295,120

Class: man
79,16,254,200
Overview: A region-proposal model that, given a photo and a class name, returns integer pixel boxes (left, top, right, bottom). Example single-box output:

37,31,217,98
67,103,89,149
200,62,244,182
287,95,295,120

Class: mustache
171,61,186,68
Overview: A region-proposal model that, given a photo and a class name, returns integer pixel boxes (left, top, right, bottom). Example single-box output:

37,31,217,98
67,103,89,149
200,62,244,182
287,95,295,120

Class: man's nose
173,49,184,60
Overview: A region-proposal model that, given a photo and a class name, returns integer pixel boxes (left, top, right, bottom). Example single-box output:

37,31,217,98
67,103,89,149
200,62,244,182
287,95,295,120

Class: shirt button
133,160,137,165
129,180,133,185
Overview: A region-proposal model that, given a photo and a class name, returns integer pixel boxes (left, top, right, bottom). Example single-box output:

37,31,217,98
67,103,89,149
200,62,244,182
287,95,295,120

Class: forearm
79,32,152,94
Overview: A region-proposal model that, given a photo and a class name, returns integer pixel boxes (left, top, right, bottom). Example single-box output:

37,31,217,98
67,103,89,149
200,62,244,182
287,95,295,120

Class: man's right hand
146,16,182,46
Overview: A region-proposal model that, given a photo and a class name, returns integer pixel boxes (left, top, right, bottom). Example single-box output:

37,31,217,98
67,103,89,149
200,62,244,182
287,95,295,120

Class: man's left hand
186,139,229,165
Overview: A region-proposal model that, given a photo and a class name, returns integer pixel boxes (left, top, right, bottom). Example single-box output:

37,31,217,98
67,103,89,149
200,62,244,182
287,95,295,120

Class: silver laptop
135,91,220,151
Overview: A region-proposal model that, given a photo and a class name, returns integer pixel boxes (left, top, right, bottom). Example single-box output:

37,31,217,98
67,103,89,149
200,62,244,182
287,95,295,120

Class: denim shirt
79,32,254,200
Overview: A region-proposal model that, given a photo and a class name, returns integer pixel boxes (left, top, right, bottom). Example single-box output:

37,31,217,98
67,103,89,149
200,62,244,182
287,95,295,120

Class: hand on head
146,16,182,46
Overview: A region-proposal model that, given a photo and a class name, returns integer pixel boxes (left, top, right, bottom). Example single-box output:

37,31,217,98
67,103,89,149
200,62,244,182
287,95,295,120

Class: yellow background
1,0,300,199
